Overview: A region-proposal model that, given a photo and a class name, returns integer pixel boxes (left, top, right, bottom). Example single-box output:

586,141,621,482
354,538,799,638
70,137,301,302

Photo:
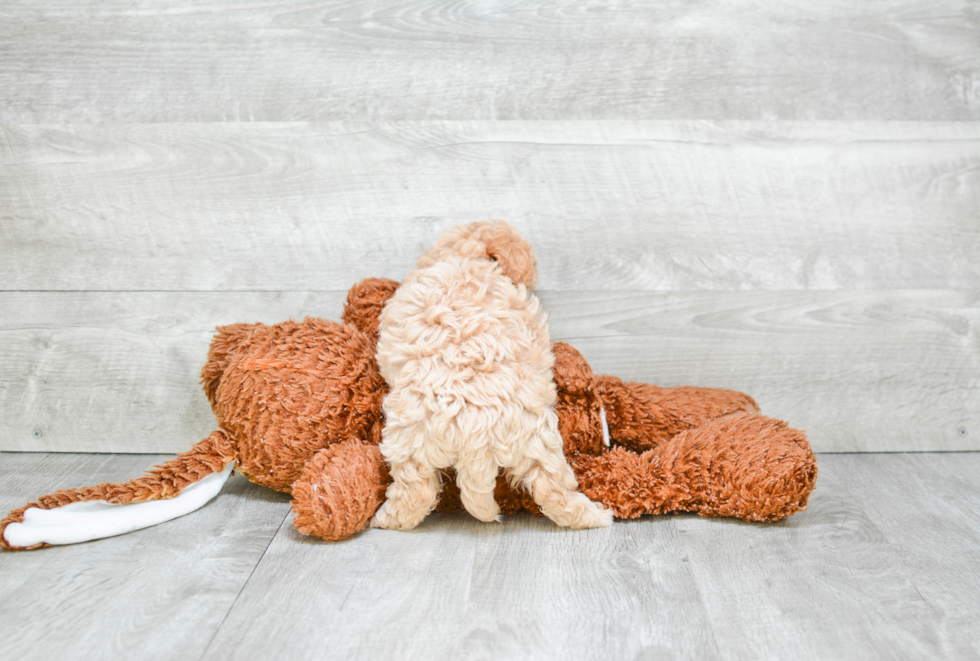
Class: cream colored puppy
371,221,611,531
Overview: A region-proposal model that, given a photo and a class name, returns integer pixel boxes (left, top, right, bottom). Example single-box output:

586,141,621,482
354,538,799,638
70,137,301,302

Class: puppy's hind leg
527,464,612,529
510,412,613,530
371,457,442,530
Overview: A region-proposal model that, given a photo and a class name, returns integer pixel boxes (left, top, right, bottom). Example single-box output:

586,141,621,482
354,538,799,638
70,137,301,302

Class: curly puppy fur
371,221,612,531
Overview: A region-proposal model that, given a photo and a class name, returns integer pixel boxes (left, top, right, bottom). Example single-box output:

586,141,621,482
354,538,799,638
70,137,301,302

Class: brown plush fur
206,316,387,493
342,277,401,347
595,376,759,454
0,431,236,550
423,343,815,523
291,441,391,541
1,276,817,550
570,415,815,521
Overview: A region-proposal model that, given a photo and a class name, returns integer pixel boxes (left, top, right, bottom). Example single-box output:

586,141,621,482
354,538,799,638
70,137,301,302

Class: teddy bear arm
568,447,667,519
551,342,606,457
290,440,391,541
594,375,758,453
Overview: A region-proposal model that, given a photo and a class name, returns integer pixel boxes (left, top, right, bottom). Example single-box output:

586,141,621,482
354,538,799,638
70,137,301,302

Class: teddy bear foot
571,414,817,522
649,413,817,521
3,464,233,549
290,441,390,541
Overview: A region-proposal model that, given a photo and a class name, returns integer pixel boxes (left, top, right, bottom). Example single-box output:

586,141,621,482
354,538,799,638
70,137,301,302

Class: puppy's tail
417,220,539,288
1,430,236,551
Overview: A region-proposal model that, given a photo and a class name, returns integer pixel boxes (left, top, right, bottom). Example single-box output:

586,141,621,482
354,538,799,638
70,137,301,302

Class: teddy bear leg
571,413,816,522
290,441,390,541
646,413,817,521
2,430,237,550
595,375,759,453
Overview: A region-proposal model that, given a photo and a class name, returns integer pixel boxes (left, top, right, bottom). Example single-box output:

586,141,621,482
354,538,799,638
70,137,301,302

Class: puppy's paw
369,502,396,529
562,493,614,530
370,501,423,530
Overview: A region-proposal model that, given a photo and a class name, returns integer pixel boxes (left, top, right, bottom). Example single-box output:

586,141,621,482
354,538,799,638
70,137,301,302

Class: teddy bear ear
342,278,400,344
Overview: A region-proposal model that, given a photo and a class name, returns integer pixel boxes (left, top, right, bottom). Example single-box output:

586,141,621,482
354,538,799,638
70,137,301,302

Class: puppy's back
377,254,554,409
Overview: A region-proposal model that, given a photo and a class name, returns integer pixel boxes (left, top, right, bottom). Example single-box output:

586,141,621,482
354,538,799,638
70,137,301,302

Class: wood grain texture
195,453,980,661
831,453,980,658
2,453,977,660
2,1,978,657
0,452,292,661
670,453,980,661
1,0,978,123
2,4,978,457
1,290,975,453
201,512,719,661
2,121,978,292
0,291,348,454
557,289,980,453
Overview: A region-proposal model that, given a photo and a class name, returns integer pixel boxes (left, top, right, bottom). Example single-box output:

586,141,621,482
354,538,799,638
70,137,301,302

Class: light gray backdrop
1,1,977,453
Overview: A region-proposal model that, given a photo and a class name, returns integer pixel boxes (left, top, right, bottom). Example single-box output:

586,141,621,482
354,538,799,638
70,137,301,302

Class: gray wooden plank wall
1,1,978,453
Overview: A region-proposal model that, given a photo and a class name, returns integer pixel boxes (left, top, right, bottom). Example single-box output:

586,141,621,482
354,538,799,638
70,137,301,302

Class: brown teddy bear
1,277,816,550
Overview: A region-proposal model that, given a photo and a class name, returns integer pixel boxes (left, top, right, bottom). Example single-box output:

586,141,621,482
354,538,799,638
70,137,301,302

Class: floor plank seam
196,507,292,661
675,523,726,658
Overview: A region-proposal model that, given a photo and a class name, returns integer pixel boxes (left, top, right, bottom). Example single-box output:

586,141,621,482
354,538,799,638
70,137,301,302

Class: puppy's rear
372,221,611,531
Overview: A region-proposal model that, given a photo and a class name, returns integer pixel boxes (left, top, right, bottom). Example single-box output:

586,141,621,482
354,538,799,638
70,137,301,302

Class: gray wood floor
1,451,977,660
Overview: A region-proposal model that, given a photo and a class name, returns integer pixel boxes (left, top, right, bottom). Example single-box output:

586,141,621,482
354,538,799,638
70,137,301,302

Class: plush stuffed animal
1,231,817,550
292,318,817,540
